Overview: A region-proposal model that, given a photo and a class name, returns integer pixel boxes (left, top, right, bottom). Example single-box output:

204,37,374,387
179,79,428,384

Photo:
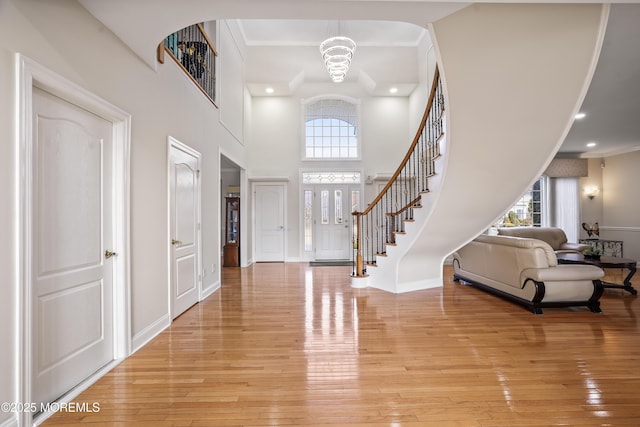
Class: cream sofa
497,227,589,253
453,235,604,314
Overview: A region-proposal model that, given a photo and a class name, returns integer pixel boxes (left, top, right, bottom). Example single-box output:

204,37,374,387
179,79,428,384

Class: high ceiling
77,0,640,159
238,5,640,158
239,19,429,97
560,4,640,158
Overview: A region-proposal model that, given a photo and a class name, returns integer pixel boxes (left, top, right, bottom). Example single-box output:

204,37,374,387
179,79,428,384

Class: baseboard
32,358,122,426
0,414,17,427
201,280,220,300
131,313,171,354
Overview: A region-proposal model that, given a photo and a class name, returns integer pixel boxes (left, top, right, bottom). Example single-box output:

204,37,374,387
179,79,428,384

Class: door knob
105,250,117,259
171,239,182,245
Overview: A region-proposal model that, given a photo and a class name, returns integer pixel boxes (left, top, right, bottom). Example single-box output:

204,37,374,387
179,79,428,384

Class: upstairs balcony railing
352,67,444,277
158,23,217,105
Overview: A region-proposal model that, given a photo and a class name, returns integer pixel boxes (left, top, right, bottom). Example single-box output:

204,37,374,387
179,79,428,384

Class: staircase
352,4,608,293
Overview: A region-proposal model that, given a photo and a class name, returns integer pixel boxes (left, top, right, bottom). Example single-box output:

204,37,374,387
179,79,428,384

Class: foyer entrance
302,171,361,261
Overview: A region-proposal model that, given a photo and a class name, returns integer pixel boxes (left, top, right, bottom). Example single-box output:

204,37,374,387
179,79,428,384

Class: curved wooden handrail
352,66,444,277
356,66,441,217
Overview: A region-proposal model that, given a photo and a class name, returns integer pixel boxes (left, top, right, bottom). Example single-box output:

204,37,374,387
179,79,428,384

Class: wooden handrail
386,196,422,217
352,66,444,277
358,66,441,216
159,23,217,106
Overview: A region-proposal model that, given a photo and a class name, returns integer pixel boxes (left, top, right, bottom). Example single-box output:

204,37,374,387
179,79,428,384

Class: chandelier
320,35,356,83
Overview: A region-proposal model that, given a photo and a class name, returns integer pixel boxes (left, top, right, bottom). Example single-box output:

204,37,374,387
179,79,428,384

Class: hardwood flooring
43,264,640,426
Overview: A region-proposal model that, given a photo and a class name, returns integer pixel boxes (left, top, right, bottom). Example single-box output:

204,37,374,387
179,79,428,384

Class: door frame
252,182,287,262
312,184,350,261
16,54,132,427
167,137,202,316
299,169,364,262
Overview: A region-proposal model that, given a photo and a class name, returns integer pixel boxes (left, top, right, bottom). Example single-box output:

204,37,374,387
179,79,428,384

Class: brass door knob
105,250,117,259
171,239,182,246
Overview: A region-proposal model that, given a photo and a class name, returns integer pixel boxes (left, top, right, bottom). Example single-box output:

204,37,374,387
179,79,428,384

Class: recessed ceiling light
389,87,398,94
586,142,597,148
575,112,586,120
265,87,274,94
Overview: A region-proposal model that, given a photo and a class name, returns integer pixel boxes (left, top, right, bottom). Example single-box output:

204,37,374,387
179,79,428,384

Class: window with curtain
550,177,580,242
499,177,546,227
497,176,579,241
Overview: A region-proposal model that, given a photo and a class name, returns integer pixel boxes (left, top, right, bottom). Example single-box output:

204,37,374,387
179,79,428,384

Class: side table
579,239,623,257
556,252,637,295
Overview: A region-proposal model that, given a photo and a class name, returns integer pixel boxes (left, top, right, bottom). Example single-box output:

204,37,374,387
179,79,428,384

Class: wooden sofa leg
588,302,602,313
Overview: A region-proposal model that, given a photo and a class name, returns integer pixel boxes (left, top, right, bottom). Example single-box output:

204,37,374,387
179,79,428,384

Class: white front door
315,185,351,260
254,184,285,262
32,87,115,406
169,139,201,318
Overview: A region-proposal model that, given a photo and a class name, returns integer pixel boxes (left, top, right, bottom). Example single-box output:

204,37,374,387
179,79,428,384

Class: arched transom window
304,98,359,159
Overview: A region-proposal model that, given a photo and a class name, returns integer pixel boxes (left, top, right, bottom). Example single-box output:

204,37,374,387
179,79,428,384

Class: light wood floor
43,264,640,426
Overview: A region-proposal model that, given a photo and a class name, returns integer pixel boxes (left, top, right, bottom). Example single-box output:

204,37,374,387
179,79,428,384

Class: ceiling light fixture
320,23,356,83
586,142,597,148
575,112,586,120
389,87,398,94
265,87,274,94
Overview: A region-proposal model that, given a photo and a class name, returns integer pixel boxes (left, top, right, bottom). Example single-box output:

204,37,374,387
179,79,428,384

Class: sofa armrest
522,265,604,283
559,242,590,252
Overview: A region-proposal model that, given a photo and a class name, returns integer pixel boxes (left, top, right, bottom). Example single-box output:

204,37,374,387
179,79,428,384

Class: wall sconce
584,186,600,200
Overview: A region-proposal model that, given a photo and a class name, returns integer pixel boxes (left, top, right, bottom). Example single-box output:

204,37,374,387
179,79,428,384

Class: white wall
580,158,604,237
409,34,437,139
247,93,412,261
0,1,19,421
0,0,247,421
579,154,640,262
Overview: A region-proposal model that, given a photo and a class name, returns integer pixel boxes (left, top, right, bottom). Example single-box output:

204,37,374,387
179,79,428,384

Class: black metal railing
159,23,217,105
352,66,445,277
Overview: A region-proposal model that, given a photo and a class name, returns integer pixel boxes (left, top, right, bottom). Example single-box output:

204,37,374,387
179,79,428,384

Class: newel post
354,212,364,277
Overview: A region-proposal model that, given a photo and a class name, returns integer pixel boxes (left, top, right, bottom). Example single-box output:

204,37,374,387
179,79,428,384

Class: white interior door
32,87,115,406
315,184,351,260
255,184,285,262
169,139,201,318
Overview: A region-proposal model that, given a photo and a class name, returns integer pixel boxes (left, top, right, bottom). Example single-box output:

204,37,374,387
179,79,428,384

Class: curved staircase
352,4,608,293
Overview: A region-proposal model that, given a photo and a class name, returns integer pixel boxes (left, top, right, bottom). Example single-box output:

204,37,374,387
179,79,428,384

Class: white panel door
315,185,351,260
169,140,200,318
255,184,285,262
32,87,114,406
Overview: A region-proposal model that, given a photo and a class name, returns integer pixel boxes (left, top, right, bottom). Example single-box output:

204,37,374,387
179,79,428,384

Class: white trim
252,182,287,263
299,168,364,262
167,137,203,317
201,281,221,300
131,314,171,354
0,415,18,427
249,175,290,182
599,226,640,233
218,20,245,145
32,358,122,426
16,53,131,427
